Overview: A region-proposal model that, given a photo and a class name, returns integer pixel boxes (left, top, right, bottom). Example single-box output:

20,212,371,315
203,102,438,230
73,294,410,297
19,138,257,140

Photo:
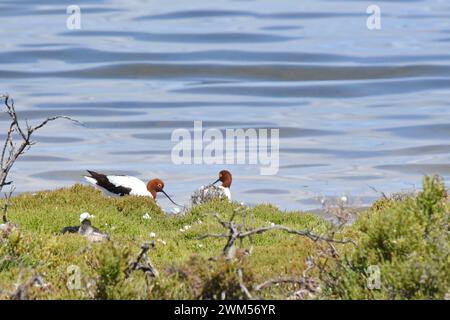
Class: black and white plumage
61,213,109,242
84,170,152,197
84,170,184,207
61,219,101,234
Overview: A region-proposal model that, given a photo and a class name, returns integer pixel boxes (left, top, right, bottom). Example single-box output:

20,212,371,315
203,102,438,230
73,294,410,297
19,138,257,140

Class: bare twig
126,242,159,281
302,256,316,277
236,269,253,300
254,276,309,291
253,273,320,300
10,273,47,300
195,209,355,299
239,224,354,244
2,186,15,223
0,94,81,192
196,233,228,240
197,213,355,260
368,185,388,200
321,196,357,227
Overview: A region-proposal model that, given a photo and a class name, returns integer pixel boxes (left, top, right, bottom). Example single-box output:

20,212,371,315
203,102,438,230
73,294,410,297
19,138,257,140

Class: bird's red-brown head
147,179,165,199
212,170,232,188
147,178,183,207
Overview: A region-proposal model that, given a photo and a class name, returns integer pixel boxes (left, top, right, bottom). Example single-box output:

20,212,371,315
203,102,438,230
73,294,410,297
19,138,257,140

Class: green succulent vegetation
0,176,448,300
323,176,450,299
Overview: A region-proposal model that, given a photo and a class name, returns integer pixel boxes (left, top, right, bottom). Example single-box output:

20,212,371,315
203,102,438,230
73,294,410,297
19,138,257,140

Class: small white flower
157,238,167,245
340,196,348,203
143,213,151,220
180,225,191,232
270,222,275,227
149,232,156,238
80,212,94,222
198,244,204,248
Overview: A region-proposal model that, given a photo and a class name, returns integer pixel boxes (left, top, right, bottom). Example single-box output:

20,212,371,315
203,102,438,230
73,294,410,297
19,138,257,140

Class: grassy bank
0,176,449,299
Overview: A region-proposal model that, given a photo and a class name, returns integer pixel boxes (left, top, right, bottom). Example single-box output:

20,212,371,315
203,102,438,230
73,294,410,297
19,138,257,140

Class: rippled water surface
1,0,449,211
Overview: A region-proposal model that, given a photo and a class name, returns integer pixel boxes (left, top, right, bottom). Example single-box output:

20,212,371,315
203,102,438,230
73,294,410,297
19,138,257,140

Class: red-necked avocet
84,170,182,207
191,170,232,205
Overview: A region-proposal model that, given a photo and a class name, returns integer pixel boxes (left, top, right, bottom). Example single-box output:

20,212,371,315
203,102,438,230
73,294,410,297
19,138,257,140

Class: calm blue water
1,0,449,211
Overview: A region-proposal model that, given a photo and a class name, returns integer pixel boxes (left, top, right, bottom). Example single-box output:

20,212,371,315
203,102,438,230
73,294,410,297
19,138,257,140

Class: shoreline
1,177,448,300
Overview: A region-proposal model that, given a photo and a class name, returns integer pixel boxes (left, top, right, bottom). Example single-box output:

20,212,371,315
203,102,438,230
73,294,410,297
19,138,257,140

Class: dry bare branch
195,205,356,299
236,269,253,300
10,273,48,300
197,213,355,260
0,94,81,192
321,196,357,227
126,242,159,281
239,224,355,244
368,185,388,200
254,276,309,291
196,233,228,240
2,186,15,223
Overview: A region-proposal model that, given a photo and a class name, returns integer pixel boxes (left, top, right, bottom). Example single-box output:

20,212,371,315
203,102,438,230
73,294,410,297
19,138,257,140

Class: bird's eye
158,184,162,188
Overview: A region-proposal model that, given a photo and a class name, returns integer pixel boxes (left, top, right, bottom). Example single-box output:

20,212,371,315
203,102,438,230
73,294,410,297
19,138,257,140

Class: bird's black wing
61,226,80,234
86,170,132,196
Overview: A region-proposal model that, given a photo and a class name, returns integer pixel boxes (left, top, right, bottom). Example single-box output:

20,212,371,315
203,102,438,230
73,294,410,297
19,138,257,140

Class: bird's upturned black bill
211,178,220,185
161,190,184,208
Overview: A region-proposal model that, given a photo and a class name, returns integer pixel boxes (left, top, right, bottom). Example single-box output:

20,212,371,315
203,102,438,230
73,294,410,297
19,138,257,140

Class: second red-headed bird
191,170,232,205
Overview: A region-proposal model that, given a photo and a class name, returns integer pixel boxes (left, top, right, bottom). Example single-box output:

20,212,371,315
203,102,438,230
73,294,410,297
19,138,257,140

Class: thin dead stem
126,242,159,281
197,213,355,260
0,94,81,192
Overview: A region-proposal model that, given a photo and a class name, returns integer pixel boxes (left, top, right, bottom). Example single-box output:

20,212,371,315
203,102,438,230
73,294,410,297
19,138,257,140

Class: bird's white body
107,175,152,197
218,186,231,200
191,184,231,205
84,175,153,198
